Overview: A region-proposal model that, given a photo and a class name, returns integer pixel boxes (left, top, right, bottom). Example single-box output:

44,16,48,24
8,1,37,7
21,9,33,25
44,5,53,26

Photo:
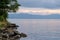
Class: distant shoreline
8,18,60,19
8,13,60,19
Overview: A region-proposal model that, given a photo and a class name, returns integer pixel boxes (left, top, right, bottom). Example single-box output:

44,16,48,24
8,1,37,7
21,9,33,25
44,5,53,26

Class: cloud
17,7,60,15
18,0,60,9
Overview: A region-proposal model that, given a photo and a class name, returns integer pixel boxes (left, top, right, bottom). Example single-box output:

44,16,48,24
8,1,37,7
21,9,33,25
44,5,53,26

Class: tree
0,0,20,28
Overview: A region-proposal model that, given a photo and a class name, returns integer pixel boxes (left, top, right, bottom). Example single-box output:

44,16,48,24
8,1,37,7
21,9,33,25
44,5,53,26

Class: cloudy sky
17,0,60,15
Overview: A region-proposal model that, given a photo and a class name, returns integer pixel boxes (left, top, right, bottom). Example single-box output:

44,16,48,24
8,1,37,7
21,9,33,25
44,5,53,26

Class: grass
0,21,7,29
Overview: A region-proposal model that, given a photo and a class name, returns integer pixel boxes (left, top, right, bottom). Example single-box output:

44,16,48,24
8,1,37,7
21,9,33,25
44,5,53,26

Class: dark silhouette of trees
0,0,20,28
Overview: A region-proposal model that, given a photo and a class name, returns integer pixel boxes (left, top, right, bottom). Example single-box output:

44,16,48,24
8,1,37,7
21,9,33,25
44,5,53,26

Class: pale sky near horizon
17,0,60,15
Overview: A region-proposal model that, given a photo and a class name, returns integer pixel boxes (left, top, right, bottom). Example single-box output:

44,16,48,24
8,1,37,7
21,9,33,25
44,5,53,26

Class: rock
20,33,27,38
7,23,19,28
0,23,27,40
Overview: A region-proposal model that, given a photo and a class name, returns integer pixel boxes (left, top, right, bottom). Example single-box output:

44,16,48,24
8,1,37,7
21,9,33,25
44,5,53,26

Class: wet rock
20,33,27,38
7,23,19,28
0,23,27,40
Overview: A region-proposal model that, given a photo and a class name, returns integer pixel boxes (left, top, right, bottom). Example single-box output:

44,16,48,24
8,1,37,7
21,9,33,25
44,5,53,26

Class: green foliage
0,16,3,21
0,0,20,20
0,0,20,12
0,0,20,27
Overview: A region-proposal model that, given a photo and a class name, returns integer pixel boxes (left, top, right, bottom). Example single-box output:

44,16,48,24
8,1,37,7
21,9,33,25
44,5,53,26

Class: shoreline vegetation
0,0,27,40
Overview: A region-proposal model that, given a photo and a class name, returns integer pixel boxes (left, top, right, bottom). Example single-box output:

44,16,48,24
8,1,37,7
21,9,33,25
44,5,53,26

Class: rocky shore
0,23,27,40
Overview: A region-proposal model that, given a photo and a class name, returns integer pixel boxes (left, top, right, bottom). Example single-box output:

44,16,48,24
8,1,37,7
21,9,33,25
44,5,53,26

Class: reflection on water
8,19,60,40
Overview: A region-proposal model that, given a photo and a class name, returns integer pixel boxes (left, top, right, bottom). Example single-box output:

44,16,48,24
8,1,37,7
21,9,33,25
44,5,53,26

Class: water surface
8,19,60,40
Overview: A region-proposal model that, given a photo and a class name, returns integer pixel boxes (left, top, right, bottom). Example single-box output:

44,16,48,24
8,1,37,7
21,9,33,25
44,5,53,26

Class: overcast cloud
18,0,60,9
17,0,60,15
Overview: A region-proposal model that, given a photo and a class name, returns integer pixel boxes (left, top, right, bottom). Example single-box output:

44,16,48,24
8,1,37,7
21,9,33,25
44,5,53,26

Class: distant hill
8,13,60,19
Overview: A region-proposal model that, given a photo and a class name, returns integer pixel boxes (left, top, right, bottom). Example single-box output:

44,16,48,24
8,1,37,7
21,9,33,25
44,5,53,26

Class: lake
8,19,60,40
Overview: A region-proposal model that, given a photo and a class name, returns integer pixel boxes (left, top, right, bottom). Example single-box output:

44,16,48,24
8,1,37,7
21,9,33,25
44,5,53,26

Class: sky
17,0,60,15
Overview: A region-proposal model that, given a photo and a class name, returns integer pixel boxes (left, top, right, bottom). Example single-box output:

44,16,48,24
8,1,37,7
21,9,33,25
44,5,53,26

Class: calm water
8,19,60,40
